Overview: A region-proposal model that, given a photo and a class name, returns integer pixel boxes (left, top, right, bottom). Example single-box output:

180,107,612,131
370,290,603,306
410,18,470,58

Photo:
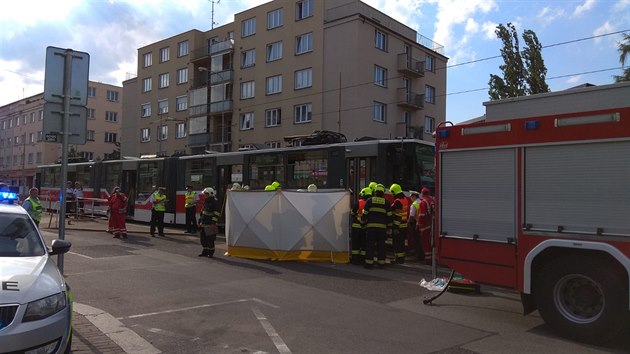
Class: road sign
42,102,87,145
44,46,90,106
45,134,58,142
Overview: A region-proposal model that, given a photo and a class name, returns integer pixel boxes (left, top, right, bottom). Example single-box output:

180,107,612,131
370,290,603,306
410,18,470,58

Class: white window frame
373,101,386,122
88,86,96,97
104,132,117,143
178,40,189,57
294,103,312,123
294,68,312,89
176,122,187,138
266,75,282,95
265,108,281,127
160,47,170,63
425,85,435,104
296,0,313,20
242,17,256,37
158,99,169,114
374,65,387,87
143,77,152,92
240,112,254,130
424,116,435,134
141,128,151,142
241,49,256,68
240,81,255,99
106,90,119,102
143,52,152,67
266,41,283,62
87,130,95,141
425,55,435,72
158,125,168,141
295,32,313,54
141,103,152,118
176,96,187,111
105,111,118,122
159,73,170,88
177,68,188,84
375,30,387,51
267,8,283,29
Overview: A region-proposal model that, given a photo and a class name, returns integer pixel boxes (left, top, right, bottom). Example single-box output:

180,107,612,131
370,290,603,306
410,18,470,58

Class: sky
1,0,628,123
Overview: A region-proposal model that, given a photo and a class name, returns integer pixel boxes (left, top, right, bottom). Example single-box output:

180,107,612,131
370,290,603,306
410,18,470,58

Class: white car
0,202,72,354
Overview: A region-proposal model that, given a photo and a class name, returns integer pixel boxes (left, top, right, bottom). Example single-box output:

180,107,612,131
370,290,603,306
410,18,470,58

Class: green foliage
614,33,630,83
488,23,550,100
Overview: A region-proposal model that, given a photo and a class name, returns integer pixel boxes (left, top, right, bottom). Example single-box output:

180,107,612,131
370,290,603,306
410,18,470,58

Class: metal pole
58,49,73,274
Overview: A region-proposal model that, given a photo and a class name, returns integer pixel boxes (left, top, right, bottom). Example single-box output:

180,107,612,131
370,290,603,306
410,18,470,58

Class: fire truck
434,83,630,344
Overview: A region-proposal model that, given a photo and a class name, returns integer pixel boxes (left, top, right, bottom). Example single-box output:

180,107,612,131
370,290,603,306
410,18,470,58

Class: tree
488,23,550,100
614,33,630,82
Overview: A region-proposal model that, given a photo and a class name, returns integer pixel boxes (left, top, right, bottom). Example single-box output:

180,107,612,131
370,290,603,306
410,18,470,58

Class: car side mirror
49,239,72,255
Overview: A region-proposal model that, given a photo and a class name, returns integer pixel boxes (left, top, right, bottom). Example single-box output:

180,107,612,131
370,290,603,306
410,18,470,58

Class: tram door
346,157,373,204
121,170,136,217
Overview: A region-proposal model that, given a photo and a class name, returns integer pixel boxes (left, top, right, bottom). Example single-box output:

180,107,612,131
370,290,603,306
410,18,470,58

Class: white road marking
74,302,161,354
68,251,94,259
251,306,292,354
118,298,278,320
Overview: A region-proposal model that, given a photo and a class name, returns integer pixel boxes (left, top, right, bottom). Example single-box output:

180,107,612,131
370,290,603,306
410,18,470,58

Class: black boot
198,250,207,257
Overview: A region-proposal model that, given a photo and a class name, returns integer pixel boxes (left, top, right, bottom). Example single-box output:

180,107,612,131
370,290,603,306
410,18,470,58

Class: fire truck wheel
535,254,629,344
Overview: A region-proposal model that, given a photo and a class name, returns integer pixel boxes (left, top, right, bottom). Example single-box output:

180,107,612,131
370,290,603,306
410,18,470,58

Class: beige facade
0,81,122,193
123,0,447,157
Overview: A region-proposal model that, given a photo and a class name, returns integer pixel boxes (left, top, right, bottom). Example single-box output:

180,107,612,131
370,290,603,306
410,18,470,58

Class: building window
177,68,188,84
267,8,283,29
241,49,256,68
37,131,42,141
160,47,170,63
88,86,96,97
294,68,312,89
158,73,169,89
104,132,117,143
141,128,151,142
39,110,43,120
424,116,435,134
87,130,95,141
266,75,282,95
82,152,94,161
106,90,119,102
105,111,118,122
425,55,435,72
240,81,255,99
176,96,187,111
30,112,35,123
374,65,387,87
375,30,387,51
266,41,283,62
176,122,187,138
158,99,168,114
266,108,281,127
294,103,312,123
373,102,386,122
295,32,313,54
240,112,254,130
242,17,256,37
36,152,41,163
29,133,35,143
28,153,33,165
425,85,435,104
178,40,189,57
142,77,152,92
296,0,313,20
143,52,152,67
265,141,281,149
87,108,95,120
141,103,151,118
158,125,168,141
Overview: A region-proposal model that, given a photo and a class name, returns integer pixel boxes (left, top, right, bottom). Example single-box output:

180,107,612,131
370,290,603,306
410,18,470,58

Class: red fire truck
434,96,630,344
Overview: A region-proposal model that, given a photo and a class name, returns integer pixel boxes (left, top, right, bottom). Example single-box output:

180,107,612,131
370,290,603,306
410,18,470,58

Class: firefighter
368,181,377,192
350,187,371,265
198,187,220,257
417,187,435,264
361,184,392,269
22,187,42,226
407,190,423,260
184,185,199,234
389,183,409,264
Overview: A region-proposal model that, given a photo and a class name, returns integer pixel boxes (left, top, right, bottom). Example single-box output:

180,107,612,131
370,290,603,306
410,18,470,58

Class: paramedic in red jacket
417,187,434,264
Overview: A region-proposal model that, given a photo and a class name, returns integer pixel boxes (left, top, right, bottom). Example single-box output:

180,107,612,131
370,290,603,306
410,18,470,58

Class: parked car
0,200,73,354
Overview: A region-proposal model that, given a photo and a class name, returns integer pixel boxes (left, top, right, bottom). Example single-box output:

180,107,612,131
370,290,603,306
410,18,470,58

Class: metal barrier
46,197,109,227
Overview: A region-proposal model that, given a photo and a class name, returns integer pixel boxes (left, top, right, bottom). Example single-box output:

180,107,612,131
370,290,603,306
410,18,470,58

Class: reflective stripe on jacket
152,192,166,211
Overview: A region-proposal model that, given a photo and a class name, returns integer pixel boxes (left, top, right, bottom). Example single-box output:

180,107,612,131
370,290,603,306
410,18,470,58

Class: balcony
397,53,425,78
397,88,425,110
189,104,208,118
188,133,209,147
210,100,233,114
190,39,234,63
210,69,232,85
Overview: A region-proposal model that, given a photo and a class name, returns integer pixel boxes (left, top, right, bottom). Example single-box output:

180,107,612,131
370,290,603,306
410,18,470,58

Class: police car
0,190,73,354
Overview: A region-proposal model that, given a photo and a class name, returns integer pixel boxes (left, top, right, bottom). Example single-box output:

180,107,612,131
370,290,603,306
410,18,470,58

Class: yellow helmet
374,184,385,193
389,183,402,195
265,185,276,191
360,187,372,197
272,181,280,189
368,181,377,191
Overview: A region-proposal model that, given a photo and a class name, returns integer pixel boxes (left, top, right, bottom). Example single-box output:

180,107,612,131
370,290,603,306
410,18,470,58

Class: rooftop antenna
210,0,220,29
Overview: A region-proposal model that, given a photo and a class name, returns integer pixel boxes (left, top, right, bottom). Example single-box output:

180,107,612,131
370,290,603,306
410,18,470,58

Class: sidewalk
41,212,183,235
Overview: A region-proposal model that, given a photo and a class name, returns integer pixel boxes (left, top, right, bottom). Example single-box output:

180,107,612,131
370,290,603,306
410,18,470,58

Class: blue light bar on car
0,192,18,200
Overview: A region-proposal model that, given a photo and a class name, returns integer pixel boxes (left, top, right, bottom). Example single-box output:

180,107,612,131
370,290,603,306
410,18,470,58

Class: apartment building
0,81,123,192
122,0,447,157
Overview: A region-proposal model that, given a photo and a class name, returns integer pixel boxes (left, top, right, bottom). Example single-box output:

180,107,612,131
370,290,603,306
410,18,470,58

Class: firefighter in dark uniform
361,184,392,269
389,183,409,264
350,187,371,265
198,187,220,258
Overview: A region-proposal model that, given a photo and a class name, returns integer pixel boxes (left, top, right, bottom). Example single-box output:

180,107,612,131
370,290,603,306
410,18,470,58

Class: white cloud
613,0,630,10
572,0,597,17
536,6,565,26
481,21,498,40
566,75,582,84
593,21,615,45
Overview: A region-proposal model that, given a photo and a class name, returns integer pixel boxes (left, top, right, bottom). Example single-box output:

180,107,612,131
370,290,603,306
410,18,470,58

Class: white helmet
307,184,318,192
203,187,216,197
230,183,242,191
242,185,250,191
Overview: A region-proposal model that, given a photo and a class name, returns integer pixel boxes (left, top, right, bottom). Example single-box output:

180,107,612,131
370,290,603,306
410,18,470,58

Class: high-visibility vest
392,196,409,229
25,197,42,223
152,192,166,211
351,199,366,229
184,191,196,208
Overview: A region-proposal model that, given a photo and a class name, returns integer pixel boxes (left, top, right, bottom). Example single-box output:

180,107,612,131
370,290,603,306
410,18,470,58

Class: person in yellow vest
184,185,199,234
22,187,42,226
149,187,167,237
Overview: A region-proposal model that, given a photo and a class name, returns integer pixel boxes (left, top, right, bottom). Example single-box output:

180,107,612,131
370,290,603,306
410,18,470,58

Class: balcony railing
397,54,425,78
189,104,208,117
210,69,232,85
397,88,425,110
190,39,234,62
210,100,233,114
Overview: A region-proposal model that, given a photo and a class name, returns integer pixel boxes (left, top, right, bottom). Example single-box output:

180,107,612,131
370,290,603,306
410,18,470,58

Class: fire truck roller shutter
439,148,516,242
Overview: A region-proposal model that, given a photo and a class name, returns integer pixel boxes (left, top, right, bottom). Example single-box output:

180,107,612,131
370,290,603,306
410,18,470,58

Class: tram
37,139,435,226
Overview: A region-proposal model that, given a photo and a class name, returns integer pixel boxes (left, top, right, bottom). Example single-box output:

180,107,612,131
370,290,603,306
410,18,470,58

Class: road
41,222,629,354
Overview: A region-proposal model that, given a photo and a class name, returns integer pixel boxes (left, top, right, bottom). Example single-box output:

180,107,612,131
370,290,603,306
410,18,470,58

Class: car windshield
0,214,46,257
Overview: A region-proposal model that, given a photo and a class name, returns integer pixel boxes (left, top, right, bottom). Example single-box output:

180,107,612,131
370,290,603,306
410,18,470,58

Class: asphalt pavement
41,213,430,354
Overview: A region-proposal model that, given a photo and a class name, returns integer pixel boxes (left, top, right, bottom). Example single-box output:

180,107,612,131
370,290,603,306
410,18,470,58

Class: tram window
248,153,283,190
185,159,213,191
75,165,92,189
137,162,159,202
416,145,435,193
287,151,327,189
103,164,122,193
41,167,60,188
